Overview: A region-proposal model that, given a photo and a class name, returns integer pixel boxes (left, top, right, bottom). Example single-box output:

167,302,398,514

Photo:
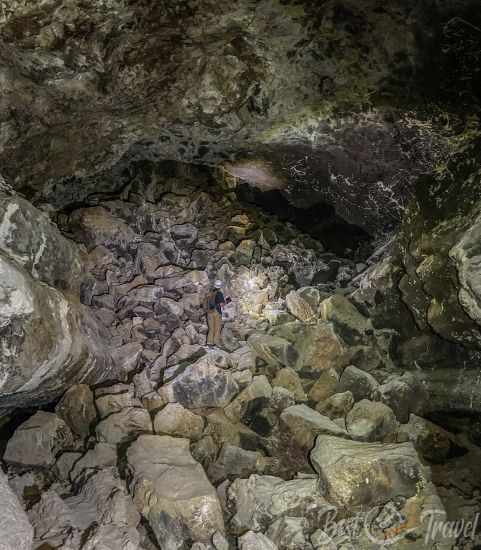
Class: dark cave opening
235,183,373,260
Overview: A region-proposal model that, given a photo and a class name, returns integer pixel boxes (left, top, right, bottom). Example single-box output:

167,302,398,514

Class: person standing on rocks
206,280,225,347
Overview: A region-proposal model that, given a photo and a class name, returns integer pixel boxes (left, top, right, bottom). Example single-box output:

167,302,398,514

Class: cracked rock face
2,0,475,232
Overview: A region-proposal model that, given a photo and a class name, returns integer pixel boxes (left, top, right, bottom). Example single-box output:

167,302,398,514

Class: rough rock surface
0,470,33,550
127,435,224,545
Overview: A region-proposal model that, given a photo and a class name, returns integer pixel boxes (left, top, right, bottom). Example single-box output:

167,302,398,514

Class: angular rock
208,444,262,484
56,452,82,481
159,354,239,409
228,474,330,533
280,405,348,449
273,368,307,402
346,399,398,442
311,435,429,510
4,411,74,468
316,391,354,419
338,366,379,402
0,469,33,550
286,291,316,323
70,443,117,482
248,334,299,369
154,403,205,440
96,389,143,419
266,516,313,550
308,369,339,403
55,384,97,439
320,294,372,344
294,323,350,376
224,376,272,422
82,524,142,550
127,435,224,545
96,407,152,445
371,372,426,423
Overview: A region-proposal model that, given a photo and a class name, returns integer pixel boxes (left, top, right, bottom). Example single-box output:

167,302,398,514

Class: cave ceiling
1,0,480,232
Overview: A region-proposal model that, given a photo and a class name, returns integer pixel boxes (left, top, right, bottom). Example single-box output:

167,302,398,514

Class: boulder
273,368,307,402
280,405,348,449
224,376,272,422
345,399,398,442
55,384,97,439
228,474,330,533
308,369,339,403
294,323,350,376
127,435,224,545
4,411,74,468
286,291,316,323
320,294,372,344
230,345,256,371
154,403,205,440
239,531,279,550
56,451,83,481
159,355,239,409
315,392,354,419
0,469,33,550
248,334,299,369
96,407,152,445
96,387,143,419
208,444,263,484
371,373,426,423
0,250,112,411
337,366,379,402
311,435,429,510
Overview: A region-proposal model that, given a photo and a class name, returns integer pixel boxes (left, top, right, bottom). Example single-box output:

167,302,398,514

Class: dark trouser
207,310,222,346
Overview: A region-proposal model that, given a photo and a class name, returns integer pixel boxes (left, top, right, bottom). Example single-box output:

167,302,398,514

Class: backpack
205,290,217,312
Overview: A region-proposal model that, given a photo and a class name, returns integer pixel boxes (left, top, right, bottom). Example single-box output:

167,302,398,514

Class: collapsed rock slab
0,469,33,550
311,435,429,510
127,435,224,545
4,411,74,468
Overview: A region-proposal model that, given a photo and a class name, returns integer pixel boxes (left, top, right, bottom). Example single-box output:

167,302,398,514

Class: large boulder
286,291,316,323
320,295,372,344
4,411,74,468
0,190,113,412
0,470,33,550
224,376,273,422
159,355,239,409
311,435,429,510
316,392,354,420
127,435,224,545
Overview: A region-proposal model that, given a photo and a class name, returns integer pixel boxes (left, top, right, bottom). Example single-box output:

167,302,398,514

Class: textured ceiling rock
2,0,479,231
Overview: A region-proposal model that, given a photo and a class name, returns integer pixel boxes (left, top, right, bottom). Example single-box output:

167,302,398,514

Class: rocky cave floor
2,166,481,550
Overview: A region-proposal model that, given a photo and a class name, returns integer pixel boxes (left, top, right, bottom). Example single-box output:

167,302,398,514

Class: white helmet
214,280,223,288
